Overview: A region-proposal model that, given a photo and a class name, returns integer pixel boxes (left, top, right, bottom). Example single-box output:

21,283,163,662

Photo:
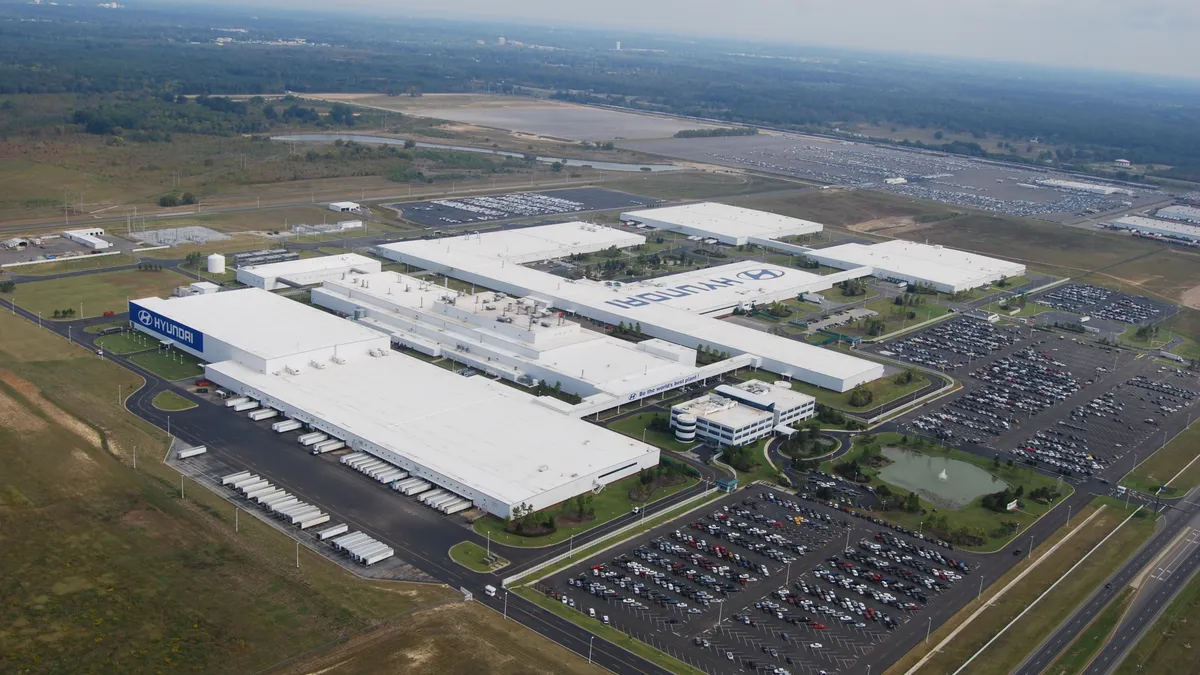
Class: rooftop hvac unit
331,356,346,365
285,366,301,375
309,361,326,369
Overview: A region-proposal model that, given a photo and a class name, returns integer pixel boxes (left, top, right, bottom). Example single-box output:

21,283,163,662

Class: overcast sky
322,0,1200,78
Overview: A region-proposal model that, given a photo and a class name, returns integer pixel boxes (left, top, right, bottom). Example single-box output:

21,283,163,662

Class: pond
878,447,1008,510
270,134,685,172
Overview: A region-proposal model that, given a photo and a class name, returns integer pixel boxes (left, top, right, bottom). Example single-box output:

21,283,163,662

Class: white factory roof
674,394,770,428
1156,205,1200,223
206,355,655,506
239,253,380,280
608,261,833,314
1112,216,1200,239
809,240,1025,289
132,289,384,360
424,221,645,265
621,202,823,242
726,379,815,410
381,229,883,388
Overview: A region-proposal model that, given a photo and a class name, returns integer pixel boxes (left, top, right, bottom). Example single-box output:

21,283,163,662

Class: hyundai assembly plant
620,201,823,247
374,221,885,392
128,288,657,518
804,239,1027,293
312,270,752,415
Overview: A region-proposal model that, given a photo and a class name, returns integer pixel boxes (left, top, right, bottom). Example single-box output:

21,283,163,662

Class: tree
905,491,921,512
551,161,564,172
933,131,944,140
0,280,15,293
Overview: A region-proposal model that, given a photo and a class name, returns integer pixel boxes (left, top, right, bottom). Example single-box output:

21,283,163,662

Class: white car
809,643,823,649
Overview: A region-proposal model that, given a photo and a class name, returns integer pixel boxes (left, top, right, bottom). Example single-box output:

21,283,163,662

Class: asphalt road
1011,487,1200,675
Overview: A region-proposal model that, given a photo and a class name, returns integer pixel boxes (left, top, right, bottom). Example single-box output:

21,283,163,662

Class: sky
320,0,1200,78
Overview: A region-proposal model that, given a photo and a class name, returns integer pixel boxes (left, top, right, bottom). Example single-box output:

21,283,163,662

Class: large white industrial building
803,240,1027,293
63,228,112,251
1155,205,1200,225
1109,216,1200,243
376,222,885,392
236,253,382,291
128,288,657,518
670,380,816,447
621,202,823,247
312,270,751,415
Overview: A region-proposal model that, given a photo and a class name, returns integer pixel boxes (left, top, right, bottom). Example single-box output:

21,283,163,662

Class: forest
1,2,1199,176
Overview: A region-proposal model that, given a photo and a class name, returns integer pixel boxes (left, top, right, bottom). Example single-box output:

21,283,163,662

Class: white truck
248,408,278,421
271,419,303,433
177,445,207,459
311,439,345,455
297,431,328,446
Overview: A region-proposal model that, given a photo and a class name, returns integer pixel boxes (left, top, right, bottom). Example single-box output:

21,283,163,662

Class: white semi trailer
248,408,278,421
297,431,328,446
272,419,303,433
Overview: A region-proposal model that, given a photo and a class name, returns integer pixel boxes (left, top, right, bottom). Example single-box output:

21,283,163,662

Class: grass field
1114,563,1200,675
1118,316,1200,360
863,296,951,326
139,205,338,234
828,433,1068,551
1045,586,1133,675
129,348,207,381
9,253,140,277
152,390,197,411
13,268,189,319
94,331,155,355
0,310,464,674
449,541,509,573
473,471,698,547
607,411,696,453
267,601,610,675
884,499,1155,675
1120,420,1200,496
740,369,931,413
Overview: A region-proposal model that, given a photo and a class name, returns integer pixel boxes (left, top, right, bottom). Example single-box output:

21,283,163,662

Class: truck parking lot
386,188,657,228
537,487,980,675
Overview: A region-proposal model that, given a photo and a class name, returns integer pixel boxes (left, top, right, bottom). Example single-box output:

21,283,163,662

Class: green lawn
725,438,778,485
1047,586,1133,675
783,298,824,315
178,261,238,284
1121,420,1200,496
94,331,156,355
862,296,951,327
1119,324,1200,360
607,412,696,453
152,390,197,411
740,368,932,413
129,348,207,381
449,541,509,573
11,253,140,276
83,321,125,334
516,588,705,675
825,433,1070,551
473,471,698,547
13,268,190,319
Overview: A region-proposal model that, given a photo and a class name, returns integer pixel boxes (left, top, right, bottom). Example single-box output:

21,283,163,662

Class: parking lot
1033,283,1175,324
538,487,979,675
386,188,658,227
878,314,1199,478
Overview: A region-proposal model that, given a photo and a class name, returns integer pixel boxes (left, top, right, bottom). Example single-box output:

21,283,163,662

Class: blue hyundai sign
129,301,204,352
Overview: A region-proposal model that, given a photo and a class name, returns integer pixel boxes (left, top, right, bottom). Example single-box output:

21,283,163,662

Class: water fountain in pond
938,469,949,481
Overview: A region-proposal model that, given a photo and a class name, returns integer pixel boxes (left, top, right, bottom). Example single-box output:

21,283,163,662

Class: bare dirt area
0,369,102,449
1182,284,1200,310
847,215,926,235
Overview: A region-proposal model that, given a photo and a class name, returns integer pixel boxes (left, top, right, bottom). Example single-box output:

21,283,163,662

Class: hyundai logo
137,309,153,325
737,268,784,281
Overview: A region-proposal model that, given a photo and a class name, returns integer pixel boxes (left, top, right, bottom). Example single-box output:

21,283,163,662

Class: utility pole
180,474,185,499
588,635,594,664
503,591,508,620
295,540,300,569
235,507,239,533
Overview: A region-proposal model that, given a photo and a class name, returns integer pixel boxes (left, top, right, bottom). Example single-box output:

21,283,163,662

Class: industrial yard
386,188,659,228
619,135,1166,221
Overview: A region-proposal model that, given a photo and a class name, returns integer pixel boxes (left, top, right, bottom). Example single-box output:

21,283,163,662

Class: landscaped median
151,390,197,411
825,432,1070,551
1114,563,1200,674
449,541,509,573
95,330,156,355
884,498,1156,675
1046,586,1133,675
128,348,206,381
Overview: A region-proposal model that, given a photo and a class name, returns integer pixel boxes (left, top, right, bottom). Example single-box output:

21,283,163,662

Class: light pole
786,561,792,585
925,616,932,643
588,635,594,664
503,591,508,620
977,576,984,599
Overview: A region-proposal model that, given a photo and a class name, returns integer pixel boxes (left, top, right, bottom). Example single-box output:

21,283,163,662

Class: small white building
236,253,382,291
670,380,815,447
620,202,823,247
63,228,112,251
328,201,361,213
1114,159,1132,168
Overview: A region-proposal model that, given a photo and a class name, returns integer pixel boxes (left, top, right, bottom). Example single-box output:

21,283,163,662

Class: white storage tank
207,253,226,274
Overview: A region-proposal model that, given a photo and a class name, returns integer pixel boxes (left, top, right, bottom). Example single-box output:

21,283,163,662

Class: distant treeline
673,127,758,138
1,4,1198,176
